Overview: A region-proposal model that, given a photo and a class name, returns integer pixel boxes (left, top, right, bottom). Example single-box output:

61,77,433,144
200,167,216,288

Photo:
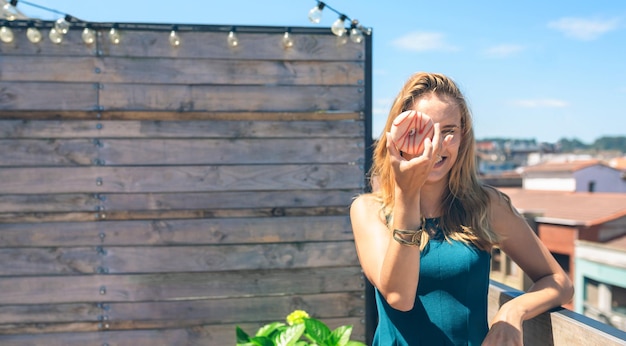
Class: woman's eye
442,128,457,135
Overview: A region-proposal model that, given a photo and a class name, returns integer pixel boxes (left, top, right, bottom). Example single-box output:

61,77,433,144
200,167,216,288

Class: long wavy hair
370,72,498,250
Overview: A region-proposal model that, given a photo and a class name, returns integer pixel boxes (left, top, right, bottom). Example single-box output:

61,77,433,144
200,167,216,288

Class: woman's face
402,93,463,184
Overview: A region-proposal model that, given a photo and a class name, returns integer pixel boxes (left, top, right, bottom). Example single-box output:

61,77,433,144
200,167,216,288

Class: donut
389,110,434,155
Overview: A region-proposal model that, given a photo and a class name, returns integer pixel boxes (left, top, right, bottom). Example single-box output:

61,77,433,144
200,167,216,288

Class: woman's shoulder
482,185,528,238
351,193,380,211
482,185,518,215
350,193,384,220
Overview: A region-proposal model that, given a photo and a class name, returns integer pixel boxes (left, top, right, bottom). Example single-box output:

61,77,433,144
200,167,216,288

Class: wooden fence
489,281,626,345
0,21,371,345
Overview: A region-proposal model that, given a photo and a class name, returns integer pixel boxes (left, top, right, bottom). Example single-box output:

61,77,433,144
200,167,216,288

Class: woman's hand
482,320,523,346
386,118,442,195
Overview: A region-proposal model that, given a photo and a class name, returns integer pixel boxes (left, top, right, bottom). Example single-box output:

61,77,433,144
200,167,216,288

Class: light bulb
82,27,96,45
331,15,347,37
2,2,19,21
350,28,364,44
109,27,121,45
227,30,238,47
308,2,325,24
0,26,14,43
26,27,43,43
169,30,181,47
55,17,71,35
48,27,63,44
282,31,294,48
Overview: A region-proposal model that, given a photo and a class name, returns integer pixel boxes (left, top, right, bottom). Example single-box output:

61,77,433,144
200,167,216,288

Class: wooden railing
488,281,626,345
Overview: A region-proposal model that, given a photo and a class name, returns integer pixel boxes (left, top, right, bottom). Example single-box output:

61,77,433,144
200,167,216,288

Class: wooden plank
0,189,357,213
102,292,365,327
0,56,364,85
0,292,364,325
0,110,362,121
0,241,359,276
0,84,363,112
0,139,96,166
0,193,98,213
99,84,364,112
0,318,366,344
488,281,626,346
0,164,364,194
0,215,354,247
0,119,363,139
0,56,97,83
98,30,365,61
0,82,98,111
0,138,363,166
0,206,351,224
0,267,364,304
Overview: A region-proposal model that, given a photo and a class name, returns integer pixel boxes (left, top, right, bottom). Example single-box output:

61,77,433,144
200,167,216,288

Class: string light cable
1,0,371,47
307,0,371,43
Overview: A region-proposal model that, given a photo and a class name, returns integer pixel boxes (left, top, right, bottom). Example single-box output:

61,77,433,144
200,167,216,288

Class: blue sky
11,0,626,143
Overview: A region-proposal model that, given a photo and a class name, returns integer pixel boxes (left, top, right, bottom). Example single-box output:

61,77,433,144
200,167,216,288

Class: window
588,181,596,192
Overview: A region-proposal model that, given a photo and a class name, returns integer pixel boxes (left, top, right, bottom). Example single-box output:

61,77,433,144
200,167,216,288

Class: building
575,236,626,332
521,159,626,193
497,188,626,312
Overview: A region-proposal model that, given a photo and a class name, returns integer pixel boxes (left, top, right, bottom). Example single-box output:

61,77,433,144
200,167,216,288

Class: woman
350,72,573,345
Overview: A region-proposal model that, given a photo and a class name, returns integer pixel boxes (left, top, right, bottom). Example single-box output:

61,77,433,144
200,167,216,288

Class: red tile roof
522,159,604,173
497,188,626,227
610,157,626,171
605,234,626,251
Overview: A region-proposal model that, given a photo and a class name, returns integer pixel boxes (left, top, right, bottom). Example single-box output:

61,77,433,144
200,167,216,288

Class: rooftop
522,159,605,173
498,188,626,227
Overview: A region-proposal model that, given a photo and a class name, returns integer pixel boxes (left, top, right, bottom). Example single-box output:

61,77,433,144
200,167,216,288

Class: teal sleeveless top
373,218,491,345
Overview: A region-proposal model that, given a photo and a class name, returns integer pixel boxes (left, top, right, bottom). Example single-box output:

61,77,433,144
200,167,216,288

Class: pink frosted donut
390,110,434,155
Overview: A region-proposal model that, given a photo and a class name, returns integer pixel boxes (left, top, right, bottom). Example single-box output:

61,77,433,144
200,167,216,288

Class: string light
349,20,364,43
81,26,96,45
2,0,19,21
307,1,325,24
282,28,294,49
48,26,62,43
307,0,370,43
109,25,121,44
227,27,238,48
0,25,14,42
0,0,370,50
26,21,41,43
54,14,71,34
169,25,181,47
330,14,346,37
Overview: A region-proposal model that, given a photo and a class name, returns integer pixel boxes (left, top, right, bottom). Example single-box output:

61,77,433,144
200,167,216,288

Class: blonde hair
370,72,498,250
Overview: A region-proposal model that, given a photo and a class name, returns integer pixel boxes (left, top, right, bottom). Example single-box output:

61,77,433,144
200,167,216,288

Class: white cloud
548,17,620,41
391,31,458,52
511,99,569,108
483,44,526,58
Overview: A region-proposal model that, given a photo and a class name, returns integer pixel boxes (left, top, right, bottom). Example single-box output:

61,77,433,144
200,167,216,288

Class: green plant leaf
326,325,352,346
346,340,367,346
303,318,331,344
344,341,366,346
274,323,305,346
257,322,286,337
237,326,251,344
249,336,276,346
